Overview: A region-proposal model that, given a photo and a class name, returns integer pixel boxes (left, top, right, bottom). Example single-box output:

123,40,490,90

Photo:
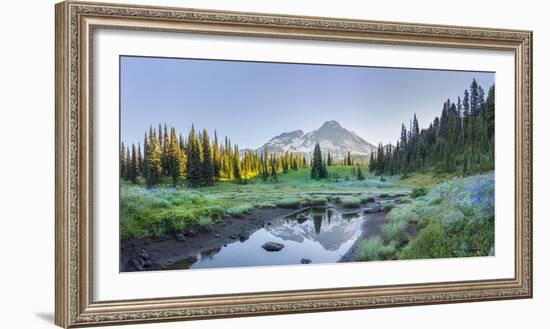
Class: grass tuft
227,204,254,217
360,195,375,203
276,197,302,208
356,237,384,261
411,187,429,198
341,196,361,208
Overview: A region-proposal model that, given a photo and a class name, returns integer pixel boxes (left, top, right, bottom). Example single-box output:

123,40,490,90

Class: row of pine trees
120,124,309,188
368,79,495,176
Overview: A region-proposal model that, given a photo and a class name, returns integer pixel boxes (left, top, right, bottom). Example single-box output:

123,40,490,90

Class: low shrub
309,196,328,206
199,205,225,219
382,218,408,245
258,202,276,208
382,203,395,212
197,216,214,226
276,197,302,208
360,195,375,203
380,241,397,259
341,196,361,208
356,237,383,261
227,204,254,217
387,204,420,224
399,221,448,259
411,187,429,198
429,197,443,205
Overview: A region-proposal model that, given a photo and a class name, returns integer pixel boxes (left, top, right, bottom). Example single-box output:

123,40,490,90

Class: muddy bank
120,207,302,272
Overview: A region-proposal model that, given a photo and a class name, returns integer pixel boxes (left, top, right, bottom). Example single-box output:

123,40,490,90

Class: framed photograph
55,1,532,327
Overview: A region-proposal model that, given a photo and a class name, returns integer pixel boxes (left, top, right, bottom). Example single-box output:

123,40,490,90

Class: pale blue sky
120,56,494,149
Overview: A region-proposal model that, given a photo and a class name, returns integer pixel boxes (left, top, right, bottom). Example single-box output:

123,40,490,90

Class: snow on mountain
258,120,376,159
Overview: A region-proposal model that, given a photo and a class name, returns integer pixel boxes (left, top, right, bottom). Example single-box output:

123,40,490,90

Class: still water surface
170,207,366,270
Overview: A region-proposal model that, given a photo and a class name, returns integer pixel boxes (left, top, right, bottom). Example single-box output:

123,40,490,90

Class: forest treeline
120,125,308,187
121,78,494,187
368,79,495,176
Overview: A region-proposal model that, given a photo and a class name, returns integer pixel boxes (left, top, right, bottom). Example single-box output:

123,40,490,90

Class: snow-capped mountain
258,120,376,160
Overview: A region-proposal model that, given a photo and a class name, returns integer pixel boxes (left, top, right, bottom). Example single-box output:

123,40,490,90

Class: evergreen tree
261,146,269,181
161,124,169,175
129,143,138,183
310,143,323,179
282,151,290,173
168,127,180,186
356,166,365,180
375,142,385,175
142,132,149,178
270,155,277,181
145,128,162,188
368,152,375,172
186,125,201,187
212,131,221,181
137,142,143,178
486,85,495,140
120,142,126,179
200,129,215,186
232,144,241,181
125,146,131,180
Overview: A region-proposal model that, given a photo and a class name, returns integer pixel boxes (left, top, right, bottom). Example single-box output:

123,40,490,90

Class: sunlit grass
120,166,413,240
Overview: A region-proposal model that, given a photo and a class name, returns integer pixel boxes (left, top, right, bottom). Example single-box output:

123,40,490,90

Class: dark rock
267,222,272,226
185,229,198,237
175,233,186,242
131,259,144,271
262,242,285,252
239,235,248,242
229,234,238,239
364,207,380,214
301,258,312,264
186,255,198,263
214,233,221,238
138,249,149,260
200,224,213,233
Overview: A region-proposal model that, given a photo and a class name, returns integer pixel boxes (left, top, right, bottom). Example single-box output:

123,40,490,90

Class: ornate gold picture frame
55,1,532,327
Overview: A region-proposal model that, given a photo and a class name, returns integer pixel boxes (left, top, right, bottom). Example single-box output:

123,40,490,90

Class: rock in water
186,255,198,264
262,242,285,252
301,258,312,264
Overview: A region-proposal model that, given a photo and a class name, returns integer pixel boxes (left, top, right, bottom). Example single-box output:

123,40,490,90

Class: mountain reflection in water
170,207,366,270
